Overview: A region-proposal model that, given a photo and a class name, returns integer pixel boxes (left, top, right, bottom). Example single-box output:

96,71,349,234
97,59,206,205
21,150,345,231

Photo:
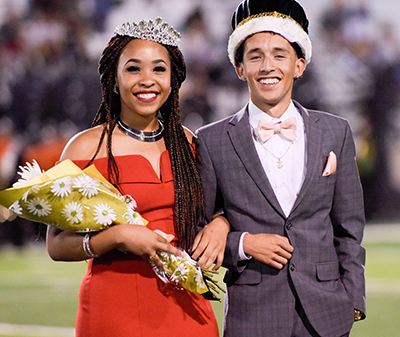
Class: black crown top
231,0,309,33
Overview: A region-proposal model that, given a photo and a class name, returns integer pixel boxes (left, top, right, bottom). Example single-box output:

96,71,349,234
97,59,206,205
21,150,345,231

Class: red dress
73,152,219,337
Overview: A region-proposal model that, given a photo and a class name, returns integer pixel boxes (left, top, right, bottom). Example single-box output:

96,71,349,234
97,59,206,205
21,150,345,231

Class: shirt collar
248,100,299,131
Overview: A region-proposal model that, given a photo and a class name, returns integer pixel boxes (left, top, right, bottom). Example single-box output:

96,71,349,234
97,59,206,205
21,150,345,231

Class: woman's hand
190,215,230,271
107,224,183,271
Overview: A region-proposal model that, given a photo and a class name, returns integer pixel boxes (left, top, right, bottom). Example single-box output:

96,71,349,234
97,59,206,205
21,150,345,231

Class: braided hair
89,35,205,251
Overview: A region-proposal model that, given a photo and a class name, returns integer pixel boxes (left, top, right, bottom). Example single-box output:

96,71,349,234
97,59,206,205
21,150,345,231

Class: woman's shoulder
60,126,105,161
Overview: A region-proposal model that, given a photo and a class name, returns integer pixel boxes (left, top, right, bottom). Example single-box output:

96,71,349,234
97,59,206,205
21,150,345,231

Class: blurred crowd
294,0,400,222
1,0,400,248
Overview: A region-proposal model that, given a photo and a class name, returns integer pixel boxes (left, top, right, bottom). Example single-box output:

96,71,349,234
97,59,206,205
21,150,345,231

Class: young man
195,0,366,336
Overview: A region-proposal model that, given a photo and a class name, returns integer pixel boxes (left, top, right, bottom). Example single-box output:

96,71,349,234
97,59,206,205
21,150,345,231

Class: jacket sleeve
195,130,219,223
331,121,366,317
195,129,245,272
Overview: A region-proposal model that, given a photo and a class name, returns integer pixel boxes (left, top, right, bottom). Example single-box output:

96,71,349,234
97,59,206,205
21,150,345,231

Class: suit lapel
290,102,322,215
227,106,286,218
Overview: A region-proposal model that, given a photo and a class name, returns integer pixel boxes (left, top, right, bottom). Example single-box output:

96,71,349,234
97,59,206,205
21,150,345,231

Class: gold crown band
235,11,305,33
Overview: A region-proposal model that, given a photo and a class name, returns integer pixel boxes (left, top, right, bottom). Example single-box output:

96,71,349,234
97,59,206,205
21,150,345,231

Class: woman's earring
114,83,119,94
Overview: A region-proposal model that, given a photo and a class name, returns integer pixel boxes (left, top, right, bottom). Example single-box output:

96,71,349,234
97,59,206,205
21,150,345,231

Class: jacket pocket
225,262,263,285
316,261,340,281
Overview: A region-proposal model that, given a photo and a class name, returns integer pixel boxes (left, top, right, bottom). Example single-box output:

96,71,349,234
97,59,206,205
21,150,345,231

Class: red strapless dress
73,152,219,337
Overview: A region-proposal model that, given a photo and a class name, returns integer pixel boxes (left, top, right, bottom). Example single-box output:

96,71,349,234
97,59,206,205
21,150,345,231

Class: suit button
290,264,296,272
286,222,292,230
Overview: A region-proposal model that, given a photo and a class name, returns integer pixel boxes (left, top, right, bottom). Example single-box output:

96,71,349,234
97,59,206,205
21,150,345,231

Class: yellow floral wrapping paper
0,159,220,298
0,159,146,232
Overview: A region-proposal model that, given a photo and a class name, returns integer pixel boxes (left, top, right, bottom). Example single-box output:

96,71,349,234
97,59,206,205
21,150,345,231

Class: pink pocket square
322,151,337,176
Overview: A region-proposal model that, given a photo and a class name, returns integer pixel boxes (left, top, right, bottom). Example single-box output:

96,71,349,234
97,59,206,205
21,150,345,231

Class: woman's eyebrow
124,58,167,66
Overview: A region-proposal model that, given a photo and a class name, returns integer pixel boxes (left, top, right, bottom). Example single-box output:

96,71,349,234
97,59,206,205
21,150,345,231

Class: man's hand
243,233,293,269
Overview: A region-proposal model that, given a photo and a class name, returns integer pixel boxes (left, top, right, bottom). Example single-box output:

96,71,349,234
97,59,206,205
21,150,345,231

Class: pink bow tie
257,117,297,142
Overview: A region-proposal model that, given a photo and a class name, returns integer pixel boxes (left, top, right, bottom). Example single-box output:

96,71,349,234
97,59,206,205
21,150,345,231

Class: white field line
363,223,400,243
0,323,74,336
367,278,400,295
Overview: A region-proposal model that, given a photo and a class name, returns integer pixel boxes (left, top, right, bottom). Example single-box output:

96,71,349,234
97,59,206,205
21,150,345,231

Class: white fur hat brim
228,15,312,65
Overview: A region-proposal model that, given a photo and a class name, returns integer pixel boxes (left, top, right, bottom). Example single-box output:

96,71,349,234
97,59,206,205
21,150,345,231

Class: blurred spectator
179,7,215,130
293,0,400,221
0,10,26,117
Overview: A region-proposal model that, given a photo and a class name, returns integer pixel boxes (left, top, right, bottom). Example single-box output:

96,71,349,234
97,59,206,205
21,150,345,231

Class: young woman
46,18,227,337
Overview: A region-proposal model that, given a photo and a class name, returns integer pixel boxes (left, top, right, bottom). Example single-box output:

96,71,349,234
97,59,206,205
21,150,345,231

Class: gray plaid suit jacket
195,101,366,337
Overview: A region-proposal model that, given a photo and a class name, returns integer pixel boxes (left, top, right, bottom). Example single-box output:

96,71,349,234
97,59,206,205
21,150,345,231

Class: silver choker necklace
117,119,164,142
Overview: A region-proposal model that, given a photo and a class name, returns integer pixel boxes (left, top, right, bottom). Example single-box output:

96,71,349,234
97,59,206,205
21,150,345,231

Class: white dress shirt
238,100,307,260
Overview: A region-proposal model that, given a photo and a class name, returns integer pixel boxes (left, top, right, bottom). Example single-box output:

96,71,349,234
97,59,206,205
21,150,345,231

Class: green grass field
0,224,399,337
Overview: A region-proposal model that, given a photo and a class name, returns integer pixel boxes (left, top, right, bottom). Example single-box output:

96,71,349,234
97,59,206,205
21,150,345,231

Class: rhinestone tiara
114,17,181,47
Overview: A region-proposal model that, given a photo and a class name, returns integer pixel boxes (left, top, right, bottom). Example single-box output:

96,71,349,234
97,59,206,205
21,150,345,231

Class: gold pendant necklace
259,140,293,169
252,126,294,169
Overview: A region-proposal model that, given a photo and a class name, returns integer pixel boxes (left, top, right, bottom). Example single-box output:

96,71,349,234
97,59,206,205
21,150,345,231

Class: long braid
88,35,205,250
87,35,131,187
161,45,205,251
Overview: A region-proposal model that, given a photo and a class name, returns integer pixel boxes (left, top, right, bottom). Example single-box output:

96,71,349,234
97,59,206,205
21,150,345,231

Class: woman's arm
46,128,182,270
47,224,182,270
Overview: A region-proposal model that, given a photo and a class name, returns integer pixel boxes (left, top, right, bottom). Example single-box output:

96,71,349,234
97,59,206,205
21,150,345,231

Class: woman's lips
135,92,158,102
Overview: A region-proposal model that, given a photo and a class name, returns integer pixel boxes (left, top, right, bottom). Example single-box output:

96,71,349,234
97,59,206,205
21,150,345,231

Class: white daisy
13,160,44,187
30,185,41,193
168,253,180,263
51,177,72,197
73,174,99,198
194,269,206,289
9,201,23,215
120,195,137,209
159,251,169,260
93,203,116,226
26,197,52,217
21,185,41,202
124,208,145,225
62,202,84,224
160,251,179,263
22,190,29,202
170,263,190,283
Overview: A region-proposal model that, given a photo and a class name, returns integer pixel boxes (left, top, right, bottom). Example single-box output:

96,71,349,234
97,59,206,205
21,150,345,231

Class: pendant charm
255,129,293,169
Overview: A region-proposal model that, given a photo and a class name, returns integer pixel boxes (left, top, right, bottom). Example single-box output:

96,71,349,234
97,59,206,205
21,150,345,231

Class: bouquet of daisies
0,160,224,300
0,159,146,232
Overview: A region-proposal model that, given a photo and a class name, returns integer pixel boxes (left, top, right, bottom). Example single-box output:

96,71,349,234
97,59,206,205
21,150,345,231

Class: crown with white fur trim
228,0,312,65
